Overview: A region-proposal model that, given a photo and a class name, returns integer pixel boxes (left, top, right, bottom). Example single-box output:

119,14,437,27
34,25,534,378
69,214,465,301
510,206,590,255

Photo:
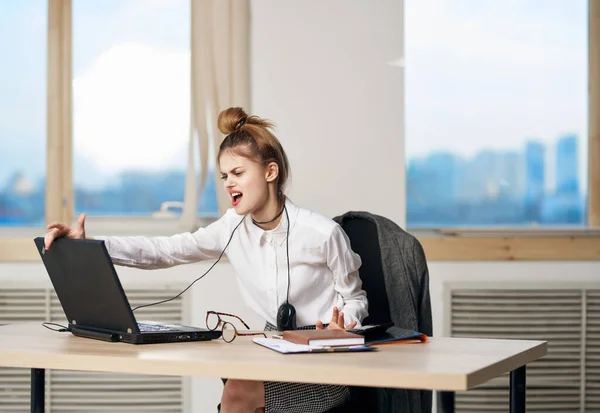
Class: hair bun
218,107,248,135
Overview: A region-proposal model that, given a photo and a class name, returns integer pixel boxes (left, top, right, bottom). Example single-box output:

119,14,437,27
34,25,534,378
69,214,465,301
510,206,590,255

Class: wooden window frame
0,0,72,262
1,0,599,262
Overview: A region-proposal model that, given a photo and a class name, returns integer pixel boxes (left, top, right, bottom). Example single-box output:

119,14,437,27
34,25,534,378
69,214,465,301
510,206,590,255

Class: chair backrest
338,217,392,326
333,212,433,413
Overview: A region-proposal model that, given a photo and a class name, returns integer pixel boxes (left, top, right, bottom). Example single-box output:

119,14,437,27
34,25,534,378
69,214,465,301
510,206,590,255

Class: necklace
252,205,285,225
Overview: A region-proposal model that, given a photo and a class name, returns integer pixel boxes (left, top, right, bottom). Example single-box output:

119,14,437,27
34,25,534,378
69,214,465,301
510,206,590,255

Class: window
72,0,217,220
0,0,47,227
405,0,589,228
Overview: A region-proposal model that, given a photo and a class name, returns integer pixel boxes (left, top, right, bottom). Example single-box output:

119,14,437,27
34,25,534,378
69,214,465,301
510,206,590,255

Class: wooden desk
0,323,547,413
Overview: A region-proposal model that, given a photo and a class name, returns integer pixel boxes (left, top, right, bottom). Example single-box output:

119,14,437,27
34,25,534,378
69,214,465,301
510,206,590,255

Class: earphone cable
131,215,246,312
284,205,291,304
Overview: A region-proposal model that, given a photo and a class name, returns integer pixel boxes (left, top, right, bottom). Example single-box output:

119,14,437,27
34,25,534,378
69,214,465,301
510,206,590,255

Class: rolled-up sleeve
97,214,230,270
326,225,369,327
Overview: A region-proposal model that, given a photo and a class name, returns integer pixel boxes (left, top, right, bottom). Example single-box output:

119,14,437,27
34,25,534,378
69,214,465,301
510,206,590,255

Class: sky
0,0,589,190
405,0,588,159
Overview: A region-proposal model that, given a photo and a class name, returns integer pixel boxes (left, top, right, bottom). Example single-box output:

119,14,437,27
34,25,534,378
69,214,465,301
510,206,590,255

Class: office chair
326,213,433,413
323,216,387,413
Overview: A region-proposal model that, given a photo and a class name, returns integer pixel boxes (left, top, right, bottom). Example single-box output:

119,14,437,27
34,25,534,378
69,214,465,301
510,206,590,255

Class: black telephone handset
348,321,394,338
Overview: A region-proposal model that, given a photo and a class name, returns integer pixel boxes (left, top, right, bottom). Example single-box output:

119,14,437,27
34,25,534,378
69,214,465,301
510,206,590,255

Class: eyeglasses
206,311,267,343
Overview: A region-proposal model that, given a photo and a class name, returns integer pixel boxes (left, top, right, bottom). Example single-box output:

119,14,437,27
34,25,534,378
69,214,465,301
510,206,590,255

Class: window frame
1,0,599,262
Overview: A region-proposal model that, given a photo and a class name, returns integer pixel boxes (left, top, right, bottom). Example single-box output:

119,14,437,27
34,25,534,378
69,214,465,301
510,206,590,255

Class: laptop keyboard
138,323,176,332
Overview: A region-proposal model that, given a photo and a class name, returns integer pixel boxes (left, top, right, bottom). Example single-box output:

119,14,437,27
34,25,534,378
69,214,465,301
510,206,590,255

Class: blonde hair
217,107,290,202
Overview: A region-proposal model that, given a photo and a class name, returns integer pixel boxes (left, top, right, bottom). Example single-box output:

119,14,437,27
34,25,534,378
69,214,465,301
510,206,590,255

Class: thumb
77,213,86,230
315,320,324,330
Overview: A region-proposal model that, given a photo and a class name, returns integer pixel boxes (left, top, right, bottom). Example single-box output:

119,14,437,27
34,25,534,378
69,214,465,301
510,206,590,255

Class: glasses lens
222,322,236,343
206,313,220,330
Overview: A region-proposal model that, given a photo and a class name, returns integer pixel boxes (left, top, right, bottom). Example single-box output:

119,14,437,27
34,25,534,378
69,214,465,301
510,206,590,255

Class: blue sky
0,0,589,190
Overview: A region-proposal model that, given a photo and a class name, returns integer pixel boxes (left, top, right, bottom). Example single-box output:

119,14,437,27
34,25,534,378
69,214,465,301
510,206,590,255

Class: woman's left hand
316,307,358,330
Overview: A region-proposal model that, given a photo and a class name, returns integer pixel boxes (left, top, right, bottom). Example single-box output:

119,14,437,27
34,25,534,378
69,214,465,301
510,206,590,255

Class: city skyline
2,133,587,226
408,133,585,195
407,134,585,226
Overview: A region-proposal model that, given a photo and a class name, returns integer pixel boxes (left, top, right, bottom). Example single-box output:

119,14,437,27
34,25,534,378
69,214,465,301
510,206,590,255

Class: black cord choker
252,205,285,226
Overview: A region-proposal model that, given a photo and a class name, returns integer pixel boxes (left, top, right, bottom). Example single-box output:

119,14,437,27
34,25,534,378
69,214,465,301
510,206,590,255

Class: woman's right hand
44,213,87,250
315,307,358,331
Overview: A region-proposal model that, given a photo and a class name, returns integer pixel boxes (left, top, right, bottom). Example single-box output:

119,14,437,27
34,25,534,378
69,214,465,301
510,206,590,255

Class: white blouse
100,198,368,328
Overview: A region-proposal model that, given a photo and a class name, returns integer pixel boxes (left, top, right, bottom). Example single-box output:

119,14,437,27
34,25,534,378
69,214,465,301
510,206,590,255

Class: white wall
250,0,406,227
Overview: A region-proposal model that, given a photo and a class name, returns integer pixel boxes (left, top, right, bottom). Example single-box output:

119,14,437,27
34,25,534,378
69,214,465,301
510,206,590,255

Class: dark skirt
262,322,350,413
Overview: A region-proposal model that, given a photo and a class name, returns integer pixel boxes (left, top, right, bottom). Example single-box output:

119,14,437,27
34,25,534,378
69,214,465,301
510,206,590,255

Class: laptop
33,237,221,344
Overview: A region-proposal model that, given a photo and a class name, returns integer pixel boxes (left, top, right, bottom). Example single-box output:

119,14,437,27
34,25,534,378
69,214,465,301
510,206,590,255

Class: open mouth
231,192,243,206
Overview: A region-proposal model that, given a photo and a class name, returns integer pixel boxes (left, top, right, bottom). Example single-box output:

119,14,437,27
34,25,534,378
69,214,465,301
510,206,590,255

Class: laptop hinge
69,326,121,342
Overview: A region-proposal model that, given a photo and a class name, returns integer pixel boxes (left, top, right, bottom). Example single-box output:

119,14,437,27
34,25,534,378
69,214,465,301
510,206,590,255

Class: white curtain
180,0,250,231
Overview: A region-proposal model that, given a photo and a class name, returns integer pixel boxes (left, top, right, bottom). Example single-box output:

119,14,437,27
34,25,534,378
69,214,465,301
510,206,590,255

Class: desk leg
30,368,45,413
510,365,526,413
438,391,455,413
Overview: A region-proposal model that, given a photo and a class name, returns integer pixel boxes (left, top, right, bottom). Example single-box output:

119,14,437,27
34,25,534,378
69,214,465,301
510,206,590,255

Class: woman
44,107,369,413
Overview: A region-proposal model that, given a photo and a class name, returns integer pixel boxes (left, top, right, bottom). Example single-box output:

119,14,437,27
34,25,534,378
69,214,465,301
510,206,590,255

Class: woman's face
218,150,272,215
